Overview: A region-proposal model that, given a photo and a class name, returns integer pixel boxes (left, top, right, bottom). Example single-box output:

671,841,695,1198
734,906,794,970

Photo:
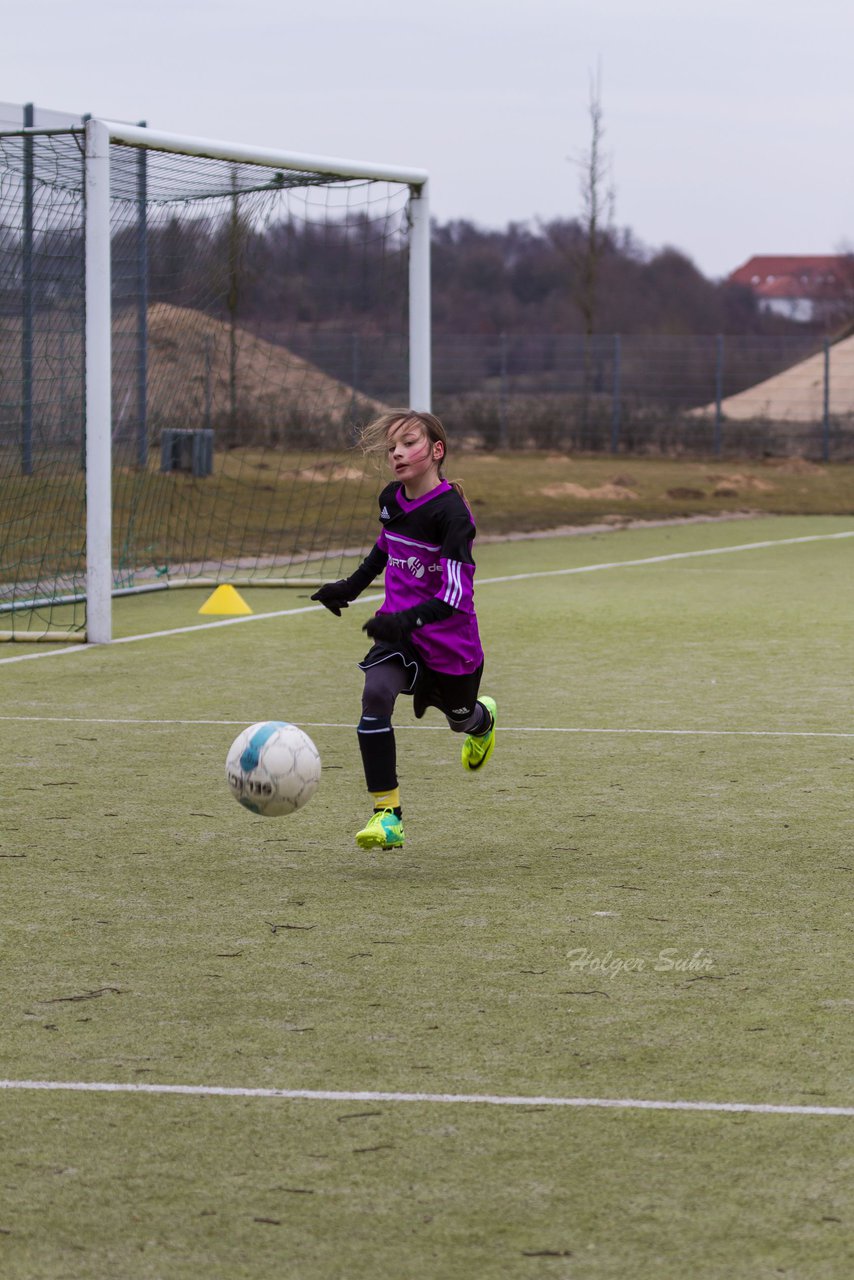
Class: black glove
362,611,412,645
310,580,353,617
363,598,456,644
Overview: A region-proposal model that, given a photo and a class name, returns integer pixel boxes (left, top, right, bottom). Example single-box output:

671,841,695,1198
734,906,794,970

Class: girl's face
387,420,444,496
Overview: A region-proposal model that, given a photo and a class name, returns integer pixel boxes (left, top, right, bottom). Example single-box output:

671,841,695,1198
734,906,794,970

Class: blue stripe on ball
239,721,290,772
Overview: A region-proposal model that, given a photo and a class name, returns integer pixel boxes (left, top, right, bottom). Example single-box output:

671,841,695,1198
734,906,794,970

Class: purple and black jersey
360,479,484,676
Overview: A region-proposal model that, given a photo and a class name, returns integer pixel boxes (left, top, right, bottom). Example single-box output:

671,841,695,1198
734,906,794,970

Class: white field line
474,528,854,587
2,528,853,667
0,714,852,740
0,1078,851,1117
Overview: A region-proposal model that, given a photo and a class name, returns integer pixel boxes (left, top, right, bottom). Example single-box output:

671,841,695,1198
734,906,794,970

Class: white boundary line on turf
0,1078,852,1117
474,528,854,587
0,714,852,740
2,528,853,667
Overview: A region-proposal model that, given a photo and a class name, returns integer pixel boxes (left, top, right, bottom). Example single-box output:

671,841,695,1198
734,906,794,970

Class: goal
0,118,430,642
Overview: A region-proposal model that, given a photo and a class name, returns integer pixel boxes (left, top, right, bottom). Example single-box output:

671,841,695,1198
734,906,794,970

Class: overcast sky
5,0,853,279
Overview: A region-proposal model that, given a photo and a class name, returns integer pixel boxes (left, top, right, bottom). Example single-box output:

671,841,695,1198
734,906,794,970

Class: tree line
176,211,817,339
429,218,786,337
2,206,828,339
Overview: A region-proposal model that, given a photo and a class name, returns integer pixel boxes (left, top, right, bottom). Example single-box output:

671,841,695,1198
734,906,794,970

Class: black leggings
362,658,485,733
357,657,490,794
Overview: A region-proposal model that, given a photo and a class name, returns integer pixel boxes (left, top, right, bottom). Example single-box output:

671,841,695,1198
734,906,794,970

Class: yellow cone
199,584,253,616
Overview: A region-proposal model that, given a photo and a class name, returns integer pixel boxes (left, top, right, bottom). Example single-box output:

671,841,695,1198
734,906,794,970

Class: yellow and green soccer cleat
461,696,497,772
355,808,405,851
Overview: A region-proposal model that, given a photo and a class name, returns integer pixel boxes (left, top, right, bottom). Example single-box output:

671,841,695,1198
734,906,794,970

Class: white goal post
83,117,431,643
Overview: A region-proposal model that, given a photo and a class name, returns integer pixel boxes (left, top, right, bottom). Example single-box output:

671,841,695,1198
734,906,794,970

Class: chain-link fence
286,331,854,460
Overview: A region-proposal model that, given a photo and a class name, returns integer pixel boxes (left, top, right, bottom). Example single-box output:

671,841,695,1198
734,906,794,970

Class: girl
311,409,496,851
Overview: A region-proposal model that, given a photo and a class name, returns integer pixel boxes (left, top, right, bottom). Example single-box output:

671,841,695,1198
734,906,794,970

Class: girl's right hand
310,581,352,617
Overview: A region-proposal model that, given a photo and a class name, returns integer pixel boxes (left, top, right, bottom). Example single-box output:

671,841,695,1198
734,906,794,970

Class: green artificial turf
1,516,853,1278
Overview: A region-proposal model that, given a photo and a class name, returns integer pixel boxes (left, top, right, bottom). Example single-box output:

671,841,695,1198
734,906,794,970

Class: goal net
0,120,429,641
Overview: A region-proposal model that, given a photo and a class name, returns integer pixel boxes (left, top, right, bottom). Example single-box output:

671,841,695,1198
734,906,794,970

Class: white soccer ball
226,721,321,817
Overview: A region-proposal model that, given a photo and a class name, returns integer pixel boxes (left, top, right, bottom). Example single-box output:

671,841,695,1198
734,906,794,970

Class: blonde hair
358,409,466,499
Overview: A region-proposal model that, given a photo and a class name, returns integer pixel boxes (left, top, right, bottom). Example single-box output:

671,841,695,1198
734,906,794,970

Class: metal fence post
822,338,830,462
714,334,724,457
611,333,621,452
499,332,508,449
350,331,361,439
204,336,213,431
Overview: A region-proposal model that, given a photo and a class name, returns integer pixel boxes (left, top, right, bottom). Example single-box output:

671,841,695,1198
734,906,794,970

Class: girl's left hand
363,613,409,644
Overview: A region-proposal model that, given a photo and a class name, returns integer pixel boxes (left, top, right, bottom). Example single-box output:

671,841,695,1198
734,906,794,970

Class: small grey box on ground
160,428,213,477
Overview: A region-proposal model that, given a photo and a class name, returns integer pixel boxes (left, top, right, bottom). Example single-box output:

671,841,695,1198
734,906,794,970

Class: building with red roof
728,255,853,323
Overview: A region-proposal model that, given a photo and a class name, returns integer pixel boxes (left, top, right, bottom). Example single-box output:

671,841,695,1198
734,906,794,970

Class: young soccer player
311,409,496,851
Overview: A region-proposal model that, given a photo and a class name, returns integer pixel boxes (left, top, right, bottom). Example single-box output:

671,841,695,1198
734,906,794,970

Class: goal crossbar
100,121,430,188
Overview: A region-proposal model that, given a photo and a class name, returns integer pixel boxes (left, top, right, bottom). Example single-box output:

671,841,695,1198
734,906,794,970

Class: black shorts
359,642,485,726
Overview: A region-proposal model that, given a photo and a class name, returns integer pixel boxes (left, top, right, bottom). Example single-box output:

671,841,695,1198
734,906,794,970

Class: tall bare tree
569,68,616,443
576,66,615,337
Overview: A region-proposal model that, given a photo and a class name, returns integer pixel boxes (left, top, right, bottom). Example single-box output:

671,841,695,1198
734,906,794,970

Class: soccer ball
226,721,321,817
